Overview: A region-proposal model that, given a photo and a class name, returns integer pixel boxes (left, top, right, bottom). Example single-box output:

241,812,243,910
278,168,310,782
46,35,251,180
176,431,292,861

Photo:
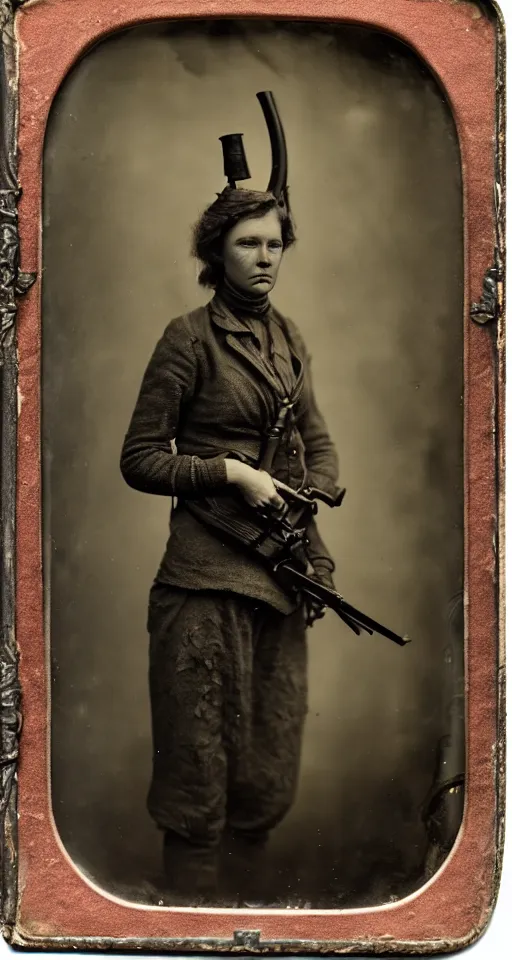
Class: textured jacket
120,296,339,613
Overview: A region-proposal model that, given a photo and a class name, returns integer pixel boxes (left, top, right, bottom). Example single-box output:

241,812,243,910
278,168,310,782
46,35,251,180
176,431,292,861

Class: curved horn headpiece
218,91,289,209
256,90,288,201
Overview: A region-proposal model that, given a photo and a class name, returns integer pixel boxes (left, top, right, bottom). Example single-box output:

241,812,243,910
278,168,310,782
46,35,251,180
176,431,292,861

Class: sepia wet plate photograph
43,18,463,910
0,0,503,953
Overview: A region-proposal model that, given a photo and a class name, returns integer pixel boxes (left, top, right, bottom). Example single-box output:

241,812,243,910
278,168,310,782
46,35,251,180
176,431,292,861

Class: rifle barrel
280,565,410,647
340,600,411,647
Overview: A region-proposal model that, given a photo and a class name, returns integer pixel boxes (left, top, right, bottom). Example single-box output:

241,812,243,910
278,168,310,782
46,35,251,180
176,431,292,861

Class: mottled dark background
43,20,464,908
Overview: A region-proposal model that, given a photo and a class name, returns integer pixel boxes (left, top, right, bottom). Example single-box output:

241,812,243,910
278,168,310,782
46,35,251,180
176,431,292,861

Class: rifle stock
187,467,409,648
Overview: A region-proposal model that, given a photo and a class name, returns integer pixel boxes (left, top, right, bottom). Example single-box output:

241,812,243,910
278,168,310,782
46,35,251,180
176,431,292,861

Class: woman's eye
238,240,257,247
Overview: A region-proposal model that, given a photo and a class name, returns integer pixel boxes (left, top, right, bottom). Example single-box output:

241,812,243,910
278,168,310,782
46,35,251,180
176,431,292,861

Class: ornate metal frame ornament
0,0,35,932
0,0,505,953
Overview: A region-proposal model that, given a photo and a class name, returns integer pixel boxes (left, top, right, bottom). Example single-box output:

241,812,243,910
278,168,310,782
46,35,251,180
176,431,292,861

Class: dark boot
219,828,273,907
163,829,219,906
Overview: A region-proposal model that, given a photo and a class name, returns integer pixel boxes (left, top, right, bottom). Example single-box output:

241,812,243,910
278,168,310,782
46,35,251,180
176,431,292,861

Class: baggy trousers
147,583,307,889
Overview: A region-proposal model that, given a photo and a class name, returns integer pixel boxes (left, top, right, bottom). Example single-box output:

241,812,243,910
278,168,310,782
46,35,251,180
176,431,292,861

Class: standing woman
120,93,340,905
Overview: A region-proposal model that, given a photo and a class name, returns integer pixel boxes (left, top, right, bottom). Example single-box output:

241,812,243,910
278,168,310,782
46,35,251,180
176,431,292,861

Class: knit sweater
120,295,339,613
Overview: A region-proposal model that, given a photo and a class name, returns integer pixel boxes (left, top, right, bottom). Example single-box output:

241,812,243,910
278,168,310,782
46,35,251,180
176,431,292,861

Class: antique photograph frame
0,0,505,953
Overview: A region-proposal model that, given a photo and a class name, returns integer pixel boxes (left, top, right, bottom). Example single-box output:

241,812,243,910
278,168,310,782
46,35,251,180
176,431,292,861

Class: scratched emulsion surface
43,21,463,907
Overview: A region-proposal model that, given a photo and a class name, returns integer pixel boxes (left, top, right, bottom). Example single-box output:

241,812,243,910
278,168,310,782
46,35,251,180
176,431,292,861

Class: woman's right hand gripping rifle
225,459,286,512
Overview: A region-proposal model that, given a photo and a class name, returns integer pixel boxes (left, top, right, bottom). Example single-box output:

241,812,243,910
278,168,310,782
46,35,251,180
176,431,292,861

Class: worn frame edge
0,0,36,941
0,0,506,953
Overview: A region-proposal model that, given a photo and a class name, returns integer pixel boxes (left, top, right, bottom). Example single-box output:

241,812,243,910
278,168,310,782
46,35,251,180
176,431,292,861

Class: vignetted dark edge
0,0,506,953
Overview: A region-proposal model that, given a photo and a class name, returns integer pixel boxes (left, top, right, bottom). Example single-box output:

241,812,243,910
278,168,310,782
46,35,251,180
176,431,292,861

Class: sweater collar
210,293,270,335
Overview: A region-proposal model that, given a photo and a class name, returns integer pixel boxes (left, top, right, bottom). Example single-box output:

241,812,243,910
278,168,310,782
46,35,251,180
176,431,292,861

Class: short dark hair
191,187,296,288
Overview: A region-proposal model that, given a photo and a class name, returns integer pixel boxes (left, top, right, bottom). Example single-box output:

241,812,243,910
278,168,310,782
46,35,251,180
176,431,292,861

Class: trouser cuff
163,829,219,901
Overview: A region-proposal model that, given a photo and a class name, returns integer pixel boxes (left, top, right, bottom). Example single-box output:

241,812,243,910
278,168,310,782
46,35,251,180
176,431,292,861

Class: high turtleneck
218,276,270,317
215,275,298,401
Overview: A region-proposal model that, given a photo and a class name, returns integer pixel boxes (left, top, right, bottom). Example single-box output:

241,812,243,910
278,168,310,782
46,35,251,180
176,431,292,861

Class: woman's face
222,209,284,295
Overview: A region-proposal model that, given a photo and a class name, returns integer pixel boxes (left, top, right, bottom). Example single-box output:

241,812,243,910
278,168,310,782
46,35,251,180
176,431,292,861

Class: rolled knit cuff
192,454,228,494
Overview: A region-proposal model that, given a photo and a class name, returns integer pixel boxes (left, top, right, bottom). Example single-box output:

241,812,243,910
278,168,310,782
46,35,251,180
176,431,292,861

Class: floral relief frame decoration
0,0,506,954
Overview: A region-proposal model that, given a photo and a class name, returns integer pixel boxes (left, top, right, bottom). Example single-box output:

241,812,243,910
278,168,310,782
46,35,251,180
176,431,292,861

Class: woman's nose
257,246,271,265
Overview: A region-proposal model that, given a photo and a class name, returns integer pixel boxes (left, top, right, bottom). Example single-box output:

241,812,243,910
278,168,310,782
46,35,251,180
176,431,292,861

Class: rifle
187,477,410,648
